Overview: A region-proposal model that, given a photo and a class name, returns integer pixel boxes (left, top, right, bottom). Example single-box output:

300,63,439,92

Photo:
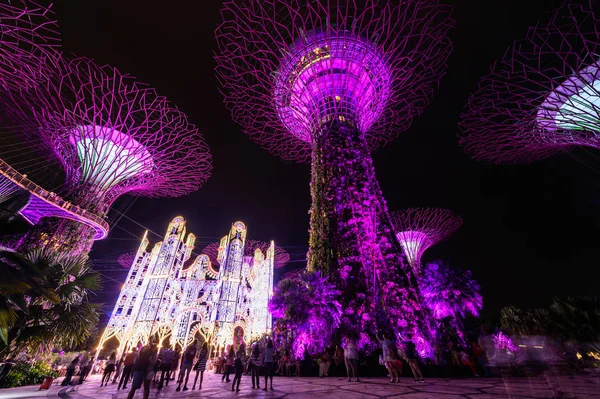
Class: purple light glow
391,208,463,272
4,56,212,256
419,260,482,321
395,230,430,271
0,0,61,92
274,32,392,142
493,331,518,352
0,159,108,239
19,57,212,211
216,0,454,162
459,1,600,163
218,0,453,352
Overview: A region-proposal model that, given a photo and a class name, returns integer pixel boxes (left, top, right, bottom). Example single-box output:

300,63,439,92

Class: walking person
231,355,244,392
127,343,158,399
318,351,331,377
191,343,208,390
403,340,425,382
459,348,480,377
176,339,198,391
377,331,399,382
77,353,92,384
222,346,235,382
157,345,175,388
249,344,261,389
170,347,181,381
100,352,117,387
263,339,275,390
112,355,123,383
118,350,137,390
343,337,360,382
61,355,80,386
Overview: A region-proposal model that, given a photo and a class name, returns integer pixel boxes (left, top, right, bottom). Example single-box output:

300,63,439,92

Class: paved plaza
5,372,598,399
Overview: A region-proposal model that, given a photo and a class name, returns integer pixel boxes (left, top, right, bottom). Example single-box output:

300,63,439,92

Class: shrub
1,360,58,388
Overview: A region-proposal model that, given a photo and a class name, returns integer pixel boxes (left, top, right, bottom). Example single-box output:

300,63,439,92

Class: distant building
96,216,276,359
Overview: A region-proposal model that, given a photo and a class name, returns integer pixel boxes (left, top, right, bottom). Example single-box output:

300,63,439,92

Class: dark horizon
2,0,598,323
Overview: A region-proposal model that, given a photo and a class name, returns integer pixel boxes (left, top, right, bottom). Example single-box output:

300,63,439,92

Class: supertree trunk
18,217,96,257
308,120,425,346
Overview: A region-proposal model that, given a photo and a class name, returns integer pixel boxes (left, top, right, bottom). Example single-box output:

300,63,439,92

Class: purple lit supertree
6,56,212,257
202,240,290,269
0,0,60,92
216,0,453,346
391,208,463,274
459,0,600,163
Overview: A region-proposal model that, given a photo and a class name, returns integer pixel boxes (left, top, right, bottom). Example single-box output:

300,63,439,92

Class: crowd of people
53,329,590,395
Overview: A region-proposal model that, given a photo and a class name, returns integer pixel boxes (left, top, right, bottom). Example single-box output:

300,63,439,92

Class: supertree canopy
459,0,600,163
6,56,212,257
391,208,463,273
0,0,60,92
202,240,290,269
216,0,453,346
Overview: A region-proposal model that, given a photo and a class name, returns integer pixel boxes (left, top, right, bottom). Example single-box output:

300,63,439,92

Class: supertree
390,208,463,274
4,56,212,257
459,0,600,163
0,1,63,226
202,240,290,269
0,0,60,92
215,0,453,345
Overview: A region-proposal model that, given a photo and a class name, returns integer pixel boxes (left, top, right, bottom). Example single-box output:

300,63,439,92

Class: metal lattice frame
215,0,454,162
0,0,61,92
202,239,290,269
390,208,463,270
459,0,600,164
11,56,212,213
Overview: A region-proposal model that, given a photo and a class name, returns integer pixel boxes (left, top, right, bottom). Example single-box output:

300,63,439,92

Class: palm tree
269,271,342,354
0,248,101,357
419,260,482,343
419,260,482,320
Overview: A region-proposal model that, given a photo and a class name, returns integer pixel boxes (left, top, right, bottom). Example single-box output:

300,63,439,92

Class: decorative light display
459,0,600,163
391,208,463,273
96,218,276,362
216,0,453,349
6,56,212,257
202,240,290,269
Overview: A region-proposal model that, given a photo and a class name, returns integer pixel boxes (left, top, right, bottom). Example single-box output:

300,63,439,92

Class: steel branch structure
0,0,60,92
459,0,600,163
203,240,290,269
8,56,212,257
216,0,453,347
391,208,463,273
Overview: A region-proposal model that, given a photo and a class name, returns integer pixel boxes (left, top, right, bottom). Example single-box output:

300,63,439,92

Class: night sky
9,0,600,322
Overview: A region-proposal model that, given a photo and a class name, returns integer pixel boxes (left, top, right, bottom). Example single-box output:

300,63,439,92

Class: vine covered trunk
19,217,95,258
307,120,428,349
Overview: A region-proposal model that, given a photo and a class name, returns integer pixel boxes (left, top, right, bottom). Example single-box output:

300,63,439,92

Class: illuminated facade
96,217,279,360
